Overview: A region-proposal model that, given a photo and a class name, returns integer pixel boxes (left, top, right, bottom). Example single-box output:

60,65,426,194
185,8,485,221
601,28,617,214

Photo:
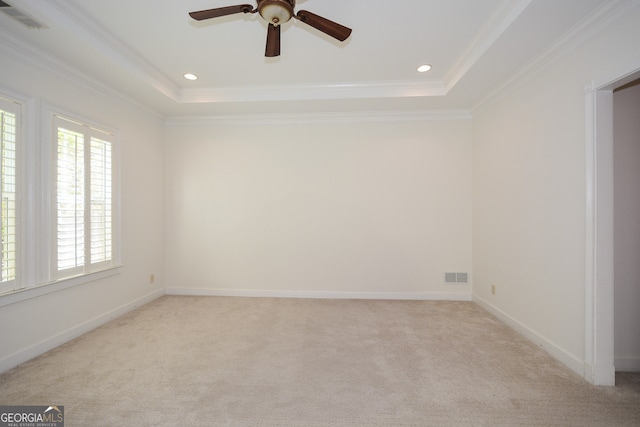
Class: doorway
613,78,640,374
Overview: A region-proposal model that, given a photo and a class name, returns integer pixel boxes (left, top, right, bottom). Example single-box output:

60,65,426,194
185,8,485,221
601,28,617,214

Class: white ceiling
0,0,614,117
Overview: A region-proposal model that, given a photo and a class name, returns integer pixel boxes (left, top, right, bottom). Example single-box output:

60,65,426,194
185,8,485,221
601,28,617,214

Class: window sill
0,266,123,308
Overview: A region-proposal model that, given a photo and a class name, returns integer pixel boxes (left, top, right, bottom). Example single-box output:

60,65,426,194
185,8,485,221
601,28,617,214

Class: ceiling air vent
0,1,47,29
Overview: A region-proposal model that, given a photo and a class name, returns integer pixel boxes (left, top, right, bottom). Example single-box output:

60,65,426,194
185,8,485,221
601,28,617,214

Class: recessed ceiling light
417,65,432,73
184,73,198,81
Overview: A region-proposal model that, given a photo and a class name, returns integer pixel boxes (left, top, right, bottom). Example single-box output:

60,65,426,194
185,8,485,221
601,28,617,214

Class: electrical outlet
150,274,155,284
491,284,496,295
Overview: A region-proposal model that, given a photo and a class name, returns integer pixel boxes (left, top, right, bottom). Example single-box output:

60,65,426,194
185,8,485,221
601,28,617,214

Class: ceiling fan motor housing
258,0,295,25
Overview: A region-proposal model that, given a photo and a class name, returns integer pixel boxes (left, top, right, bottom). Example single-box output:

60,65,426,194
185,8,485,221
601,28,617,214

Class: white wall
0,52,165,372
614,81,640,372
473,6,640,376
165,119,472,299
2,2,638,384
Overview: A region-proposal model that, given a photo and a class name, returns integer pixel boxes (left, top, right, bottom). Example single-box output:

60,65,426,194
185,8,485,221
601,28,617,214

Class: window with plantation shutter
0,98,19,293
54,115,115,279
0,97,120,302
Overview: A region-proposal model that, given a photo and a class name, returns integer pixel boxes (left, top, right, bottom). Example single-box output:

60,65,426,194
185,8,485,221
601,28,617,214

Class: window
0,95,120,302
0,97,19,294
54,115,115,280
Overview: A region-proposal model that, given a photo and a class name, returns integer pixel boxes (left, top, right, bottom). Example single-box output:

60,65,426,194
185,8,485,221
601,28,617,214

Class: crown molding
0,26,162,120
16,0,180,101
164,109,472,127
443,0,533,92
178,79,447,104
471,0,640,116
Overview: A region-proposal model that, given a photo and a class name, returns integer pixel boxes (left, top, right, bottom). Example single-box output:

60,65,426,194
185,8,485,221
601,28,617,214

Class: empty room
1,0,639,425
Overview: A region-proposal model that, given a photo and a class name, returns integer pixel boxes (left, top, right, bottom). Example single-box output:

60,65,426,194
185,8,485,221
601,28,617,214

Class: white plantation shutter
0,98,19,293
56,125,85,274
90,136,112,264
54,116,115,278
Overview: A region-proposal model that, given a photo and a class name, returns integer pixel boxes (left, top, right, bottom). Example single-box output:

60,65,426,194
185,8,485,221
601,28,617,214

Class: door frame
585,62,640,385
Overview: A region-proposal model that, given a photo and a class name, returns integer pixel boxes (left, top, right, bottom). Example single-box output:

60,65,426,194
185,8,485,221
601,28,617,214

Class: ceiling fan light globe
259,1,293,26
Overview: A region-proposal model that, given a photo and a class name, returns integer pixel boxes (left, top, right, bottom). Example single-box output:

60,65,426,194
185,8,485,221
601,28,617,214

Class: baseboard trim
473,294,585,378
165,287,473,301
615,357,640,372
0,289,165,374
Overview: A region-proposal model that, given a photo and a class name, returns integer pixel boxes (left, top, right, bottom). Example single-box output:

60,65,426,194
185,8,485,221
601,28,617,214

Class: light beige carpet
0,296,639,426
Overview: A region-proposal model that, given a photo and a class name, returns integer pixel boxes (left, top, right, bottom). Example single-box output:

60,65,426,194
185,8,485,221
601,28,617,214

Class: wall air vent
444,272,458,283
444,272,469,284
0,1,47,29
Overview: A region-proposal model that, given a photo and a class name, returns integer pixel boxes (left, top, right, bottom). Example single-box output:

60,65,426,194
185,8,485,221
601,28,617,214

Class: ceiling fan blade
295,10,352,42
265,23,281,57
189,4,254,21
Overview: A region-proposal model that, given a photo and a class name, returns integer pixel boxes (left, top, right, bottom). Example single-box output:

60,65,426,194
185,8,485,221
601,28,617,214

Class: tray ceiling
0,0,617,116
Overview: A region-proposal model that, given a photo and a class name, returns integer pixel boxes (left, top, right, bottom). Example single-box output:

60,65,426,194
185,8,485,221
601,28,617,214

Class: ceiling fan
189,0,352,57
